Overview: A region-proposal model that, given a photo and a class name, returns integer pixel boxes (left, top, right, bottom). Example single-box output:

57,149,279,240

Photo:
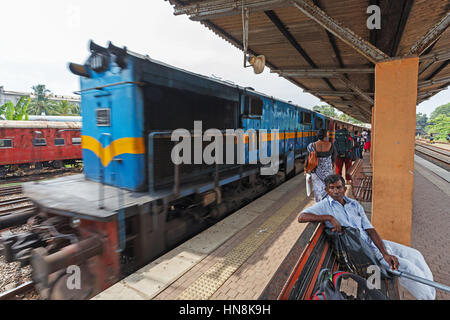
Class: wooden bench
278,224,400,300
348,159,373,202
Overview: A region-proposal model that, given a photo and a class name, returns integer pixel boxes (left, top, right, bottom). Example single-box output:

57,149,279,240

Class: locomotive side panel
80,56,146,191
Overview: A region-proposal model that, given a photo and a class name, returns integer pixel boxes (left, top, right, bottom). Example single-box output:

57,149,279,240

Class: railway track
0,281,35,300
0,185,23,196
0,186,35,216
0,185,38,300
0,167,82,186
415,142,450,171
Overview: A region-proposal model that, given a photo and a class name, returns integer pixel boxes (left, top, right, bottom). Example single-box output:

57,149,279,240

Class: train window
96,108,111,126
243,95,263,117
54,138,65,146
250,97,263,116
0,139,12,148
315,118,324,130
72,137,81,145
33,138,47,146
302,112,312,124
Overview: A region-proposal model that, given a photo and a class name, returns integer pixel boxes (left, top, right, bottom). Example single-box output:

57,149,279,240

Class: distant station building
0,86,80,107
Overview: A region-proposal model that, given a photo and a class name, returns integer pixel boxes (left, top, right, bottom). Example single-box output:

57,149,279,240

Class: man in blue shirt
298,174,435,300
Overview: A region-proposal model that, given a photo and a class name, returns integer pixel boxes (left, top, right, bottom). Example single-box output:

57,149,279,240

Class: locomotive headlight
87,52,110,73
71,218,81,228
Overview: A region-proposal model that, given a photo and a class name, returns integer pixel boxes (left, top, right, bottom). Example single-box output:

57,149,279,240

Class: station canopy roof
166,0,450,123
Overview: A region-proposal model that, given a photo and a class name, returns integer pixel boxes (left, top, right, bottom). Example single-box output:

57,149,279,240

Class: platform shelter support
370,112,374,166
371,57,419,246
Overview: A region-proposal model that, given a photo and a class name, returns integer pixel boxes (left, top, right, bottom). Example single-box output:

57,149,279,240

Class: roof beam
374,0,414,57
307,91,374,97
368,0,379,93
312,0,346,70
291,0,390,63
271,68,374,77
418,49,450,74
418,76,450,89
424,60,450,80
419,49,450,62
200,19,312,92
418,88,448,96
173,0,289,21
332,101,371,121
409,12,450,55
264,10,337,91
337,77,374,105
390,0,414,56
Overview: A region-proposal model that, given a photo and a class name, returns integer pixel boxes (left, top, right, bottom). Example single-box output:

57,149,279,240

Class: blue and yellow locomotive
72,41,326,192
9,41,364,299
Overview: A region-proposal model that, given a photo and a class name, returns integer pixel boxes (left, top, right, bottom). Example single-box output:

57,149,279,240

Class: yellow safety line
176,190,306,300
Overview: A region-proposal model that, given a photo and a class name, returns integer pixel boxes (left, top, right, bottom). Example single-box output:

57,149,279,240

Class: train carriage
0,120,82,176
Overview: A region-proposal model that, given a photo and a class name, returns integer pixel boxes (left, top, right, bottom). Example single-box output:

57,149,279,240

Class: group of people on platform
302,128,436,300
307,127,371,203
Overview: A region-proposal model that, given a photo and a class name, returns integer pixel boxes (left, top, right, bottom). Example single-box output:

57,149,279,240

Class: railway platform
94,152,449,300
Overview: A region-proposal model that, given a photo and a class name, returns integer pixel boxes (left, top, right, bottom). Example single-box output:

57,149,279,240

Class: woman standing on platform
364,130,371,153
307,129,337,202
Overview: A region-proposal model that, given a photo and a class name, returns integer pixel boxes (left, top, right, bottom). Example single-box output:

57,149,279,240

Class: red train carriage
0,121,82,175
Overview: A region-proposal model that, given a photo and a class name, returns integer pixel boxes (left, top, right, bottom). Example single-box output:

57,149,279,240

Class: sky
1,0,448,119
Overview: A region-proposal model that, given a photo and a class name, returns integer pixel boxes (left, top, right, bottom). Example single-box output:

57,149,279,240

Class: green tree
337,113,362,124
0,96,31,120
338,113,351,122
312,105,339,118
426,114,450,141
430,102,450,120
54,100,80,115
416,113,428,134
28,84,57,115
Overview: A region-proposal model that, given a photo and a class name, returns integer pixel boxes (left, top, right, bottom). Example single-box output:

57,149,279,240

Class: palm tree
54,100,81,115
28,84,55,115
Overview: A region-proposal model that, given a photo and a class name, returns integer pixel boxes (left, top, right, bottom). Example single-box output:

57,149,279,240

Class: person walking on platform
363,130,371,153
298,174,436,300
361,130,368,143
352,131,363,159
306,129,337,203
334,127,353,184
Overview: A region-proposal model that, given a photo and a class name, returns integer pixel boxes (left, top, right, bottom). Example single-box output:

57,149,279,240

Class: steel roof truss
291,0,390,63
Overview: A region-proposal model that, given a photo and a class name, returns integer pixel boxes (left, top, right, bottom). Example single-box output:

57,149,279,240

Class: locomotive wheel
52,160,63,169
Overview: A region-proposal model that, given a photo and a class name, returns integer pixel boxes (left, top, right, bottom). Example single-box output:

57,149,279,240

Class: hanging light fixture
242,3,265,75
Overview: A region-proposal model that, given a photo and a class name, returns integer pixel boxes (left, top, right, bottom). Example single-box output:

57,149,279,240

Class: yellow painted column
371,57,419,246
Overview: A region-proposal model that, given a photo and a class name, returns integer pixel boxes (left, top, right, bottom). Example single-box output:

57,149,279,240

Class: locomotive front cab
70,41,146,191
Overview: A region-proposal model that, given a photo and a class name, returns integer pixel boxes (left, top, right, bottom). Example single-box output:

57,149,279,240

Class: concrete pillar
371,57,419,246
370,112,374,165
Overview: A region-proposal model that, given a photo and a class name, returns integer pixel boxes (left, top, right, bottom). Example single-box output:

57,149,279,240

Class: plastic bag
324,227,389,279
381,241,436,300
305,173,312,197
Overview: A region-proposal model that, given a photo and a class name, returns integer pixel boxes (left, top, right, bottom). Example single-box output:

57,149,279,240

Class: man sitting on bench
297,174,435,300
